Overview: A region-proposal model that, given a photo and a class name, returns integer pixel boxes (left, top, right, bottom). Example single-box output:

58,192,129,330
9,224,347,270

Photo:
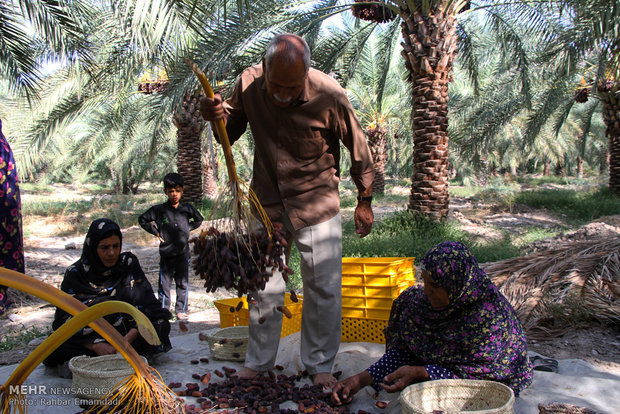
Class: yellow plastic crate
214,293,303,338
342,317,389,344
341,257,415,343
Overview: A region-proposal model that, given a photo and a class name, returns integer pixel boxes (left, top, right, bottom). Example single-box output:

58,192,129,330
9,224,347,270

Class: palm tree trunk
543,160,551,176
600,148,609,175
576,157,584,178
599,89,620,195
509,164,517,176
174,93,206,204
366,125,387,195
401,6,456,219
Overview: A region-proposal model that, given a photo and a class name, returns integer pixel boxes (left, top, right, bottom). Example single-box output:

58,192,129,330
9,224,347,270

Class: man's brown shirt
222,64,374,230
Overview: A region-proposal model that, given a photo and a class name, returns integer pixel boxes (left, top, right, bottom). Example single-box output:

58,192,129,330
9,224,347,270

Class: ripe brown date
191,224,293,295
193,371,354,413
277,305,293,319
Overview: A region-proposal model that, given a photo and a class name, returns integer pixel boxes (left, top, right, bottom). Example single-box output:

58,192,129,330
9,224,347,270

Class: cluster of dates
351,0,396,23
174,368,361,414
192,222,293,295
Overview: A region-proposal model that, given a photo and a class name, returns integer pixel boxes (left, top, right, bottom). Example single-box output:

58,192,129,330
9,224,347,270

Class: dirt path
1,192,619,371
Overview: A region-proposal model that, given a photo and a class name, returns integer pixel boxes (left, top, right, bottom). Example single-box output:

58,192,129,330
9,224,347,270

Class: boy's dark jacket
138,201,203,258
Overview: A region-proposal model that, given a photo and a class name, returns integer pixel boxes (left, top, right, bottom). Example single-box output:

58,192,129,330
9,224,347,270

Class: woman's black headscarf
47,218,173,363
80,218,123,284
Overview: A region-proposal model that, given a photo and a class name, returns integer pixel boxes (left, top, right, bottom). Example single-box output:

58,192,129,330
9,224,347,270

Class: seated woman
44,218,172,376
332,241,533,405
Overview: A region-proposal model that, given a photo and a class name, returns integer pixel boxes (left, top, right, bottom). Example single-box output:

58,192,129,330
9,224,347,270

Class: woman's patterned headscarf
420,241,490,318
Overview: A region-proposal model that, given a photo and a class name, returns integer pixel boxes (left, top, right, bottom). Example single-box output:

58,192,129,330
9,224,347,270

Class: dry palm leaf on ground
481,238,620,340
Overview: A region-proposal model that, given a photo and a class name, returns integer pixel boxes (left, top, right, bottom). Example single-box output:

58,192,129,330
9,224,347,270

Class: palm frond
0,2,42,100
523,79,571,147
480,5,534,109
313,18,376,84
455,17,480,94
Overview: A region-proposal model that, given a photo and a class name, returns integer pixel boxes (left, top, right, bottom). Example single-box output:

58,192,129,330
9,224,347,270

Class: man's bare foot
312,372,337,390
235,367,261,380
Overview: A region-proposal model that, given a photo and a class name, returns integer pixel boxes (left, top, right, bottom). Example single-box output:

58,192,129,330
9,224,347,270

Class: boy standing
139,173,203,320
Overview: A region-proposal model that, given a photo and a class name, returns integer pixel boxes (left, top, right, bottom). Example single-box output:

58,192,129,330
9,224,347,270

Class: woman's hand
379,365,429,393
84,328,138,356
331,371,372,406
124,327,139,344
85,341,117,356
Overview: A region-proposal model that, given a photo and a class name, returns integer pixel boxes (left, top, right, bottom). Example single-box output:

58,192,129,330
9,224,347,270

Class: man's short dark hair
163,172,184,189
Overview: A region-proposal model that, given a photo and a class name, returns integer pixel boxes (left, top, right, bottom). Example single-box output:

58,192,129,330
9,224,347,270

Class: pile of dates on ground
172,365,381,414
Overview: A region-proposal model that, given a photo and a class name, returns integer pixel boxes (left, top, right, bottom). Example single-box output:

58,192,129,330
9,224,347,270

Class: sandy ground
1,190,619,375
1,333,618,414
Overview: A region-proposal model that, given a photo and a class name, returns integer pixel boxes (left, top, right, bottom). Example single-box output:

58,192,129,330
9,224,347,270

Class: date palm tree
343,0,553,218
538,1,620,193
450,0,618,193
344,19,409,194
2,0,204,193
173,93,206,203
343,0,473,218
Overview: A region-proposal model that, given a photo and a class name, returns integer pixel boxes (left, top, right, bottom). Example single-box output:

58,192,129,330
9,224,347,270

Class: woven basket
69,354,148,400
205,326,249,362
400,379,515,414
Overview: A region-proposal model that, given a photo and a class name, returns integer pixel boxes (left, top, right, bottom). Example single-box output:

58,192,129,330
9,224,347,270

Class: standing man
199,33,374,389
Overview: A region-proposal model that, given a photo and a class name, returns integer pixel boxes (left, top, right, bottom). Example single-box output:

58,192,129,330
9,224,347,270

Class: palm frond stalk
202,126,218,199
0,268,181,414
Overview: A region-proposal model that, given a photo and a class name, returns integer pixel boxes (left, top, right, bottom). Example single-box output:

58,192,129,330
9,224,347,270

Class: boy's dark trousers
158,254,189,314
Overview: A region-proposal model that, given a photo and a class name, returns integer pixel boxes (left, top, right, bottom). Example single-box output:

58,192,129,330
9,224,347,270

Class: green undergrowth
285,211,526,290
515,187,620,225
0,325,51,352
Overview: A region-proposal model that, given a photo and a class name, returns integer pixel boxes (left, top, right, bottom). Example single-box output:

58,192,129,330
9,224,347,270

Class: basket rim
400,379,515,413
205,326,248,362
402,378,514,391
207,326,250,339
69,354,147,378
